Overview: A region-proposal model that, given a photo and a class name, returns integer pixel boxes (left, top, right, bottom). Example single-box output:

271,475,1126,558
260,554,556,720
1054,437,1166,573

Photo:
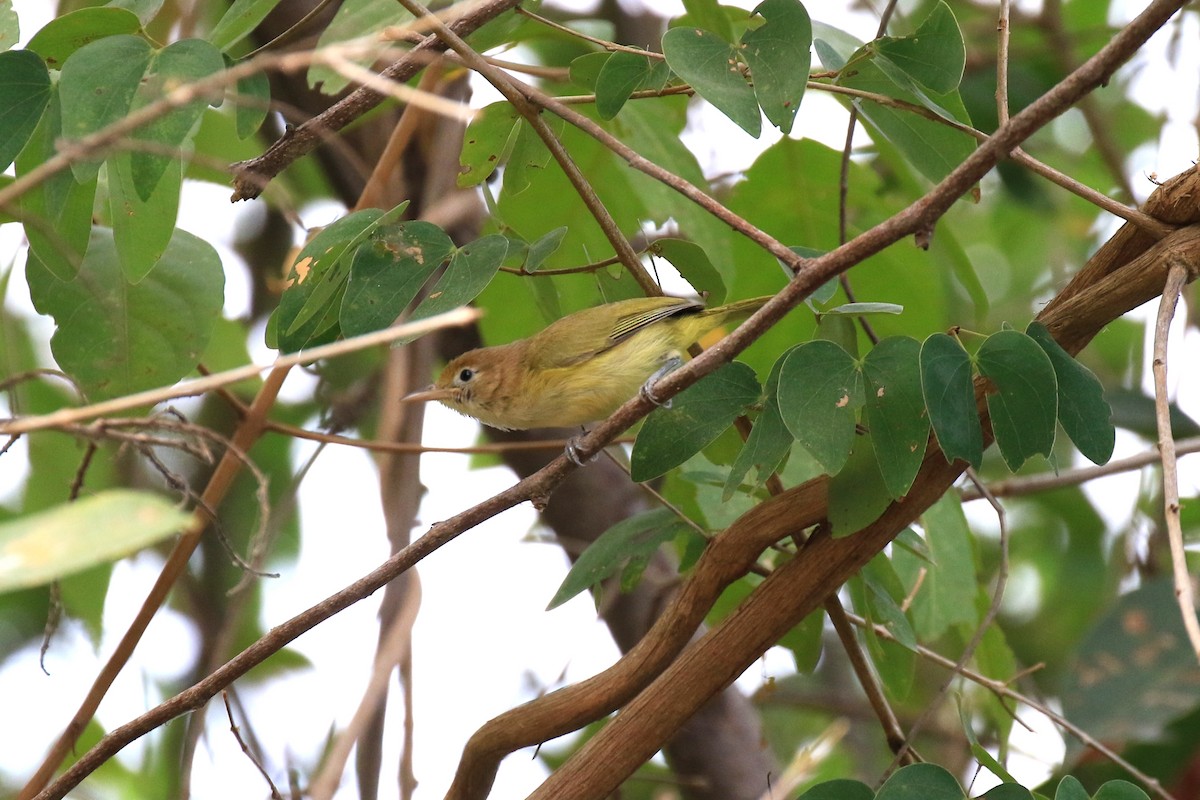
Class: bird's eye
457,367,475,383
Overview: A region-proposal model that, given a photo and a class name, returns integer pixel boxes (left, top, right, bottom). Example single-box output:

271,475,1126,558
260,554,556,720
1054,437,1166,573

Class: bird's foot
565,435,598,466
639,355,684,409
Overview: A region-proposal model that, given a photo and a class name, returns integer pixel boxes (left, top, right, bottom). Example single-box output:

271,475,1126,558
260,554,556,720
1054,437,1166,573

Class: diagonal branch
228,0,524,201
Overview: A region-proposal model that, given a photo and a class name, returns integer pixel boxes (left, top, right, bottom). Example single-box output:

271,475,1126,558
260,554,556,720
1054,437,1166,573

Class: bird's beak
402,385,458,404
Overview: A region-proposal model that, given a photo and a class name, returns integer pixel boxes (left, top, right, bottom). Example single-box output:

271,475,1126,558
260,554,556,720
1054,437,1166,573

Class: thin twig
1152,260,1200,664
0,307,479,438
836,0,900,343
825,596,917,762
515,7,666,58
961,434,1200,501
223,691,284,800
997,0,1012,126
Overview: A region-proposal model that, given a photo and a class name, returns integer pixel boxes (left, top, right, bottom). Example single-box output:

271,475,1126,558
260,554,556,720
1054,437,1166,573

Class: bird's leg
639,354,684,409
566,427,598,466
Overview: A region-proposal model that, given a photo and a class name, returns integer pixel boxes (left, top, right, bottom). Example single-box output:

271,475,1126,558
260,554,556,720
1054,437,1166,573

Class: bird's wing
608,298,703,344
530,297,703,369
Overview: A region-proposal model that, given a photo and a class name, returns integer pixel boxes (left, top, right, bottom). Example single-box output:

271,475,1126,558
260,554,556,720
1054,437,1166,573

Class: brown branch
1152,260,1200,663
229,0,524,201
961,434,1200,501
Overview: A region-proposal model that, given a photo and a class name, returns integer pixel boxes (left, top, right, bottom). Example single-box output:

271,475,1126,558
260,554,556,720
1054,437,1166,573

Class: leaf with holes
663,27,760,137
777,340,862,475
741,0,810,133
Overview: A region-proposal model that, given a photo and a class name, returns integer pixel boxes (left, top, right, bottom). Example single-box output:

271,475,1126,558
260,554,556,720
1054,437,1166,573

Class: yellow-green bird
404,295,770,430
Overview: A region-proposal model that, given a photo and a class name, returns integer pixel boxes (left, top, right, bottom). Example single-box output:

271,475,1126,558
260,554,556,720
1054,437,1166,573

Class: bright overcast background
1,0,1198,798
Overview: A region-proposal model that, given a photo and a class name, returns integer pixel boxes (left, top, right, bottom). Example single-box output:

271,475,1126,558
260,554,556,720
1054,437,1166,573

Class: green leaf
828,436,892,537
59,34,153,184
567,52,609,90
777,340,863,475
1093,782,1151,800
724,355,791,499
0,490,191,593
681,0,734,42
1026,322,1114,465
458,101,520,188
408,234,508,324
0,0,16,51
1053,777,1090,800
25,7,142,68
815,313,858,357
339,219,455,339
547,508,689,609
129,38,225,200
523,226,568,272
875,1,965,94
16,88,98,280
863,556,918,652
277,204,407,348
976,330,1057,471
234,62,270,139
631,362,761,482
899,493,978,639
741,0,810,134
109,0,162,26
108,152,182,282
0,50,50,172
981,785,1032,800
784,609,825,673
861,337,927,499
25,227,223,399
876,763,965,800
961,696,1019,785
209,0,279,51
920,332,981,469
796,780,874,800
824,21,975,185
822,301,904,317
651,238,727,303
503,115,562,196
662,27,761,137
595,50,654,120
849,568,914,699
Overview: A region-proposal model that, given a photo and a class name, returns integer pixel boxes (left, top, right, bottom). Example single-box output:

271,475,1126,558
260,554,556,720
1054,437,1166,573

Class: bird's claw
640,354,683,410
565,436,598,466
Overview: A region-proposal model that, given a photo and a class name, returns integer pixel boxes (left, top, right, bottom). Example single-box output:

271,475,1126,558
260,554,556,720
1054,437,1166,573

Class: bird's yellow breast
493,324,687,429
